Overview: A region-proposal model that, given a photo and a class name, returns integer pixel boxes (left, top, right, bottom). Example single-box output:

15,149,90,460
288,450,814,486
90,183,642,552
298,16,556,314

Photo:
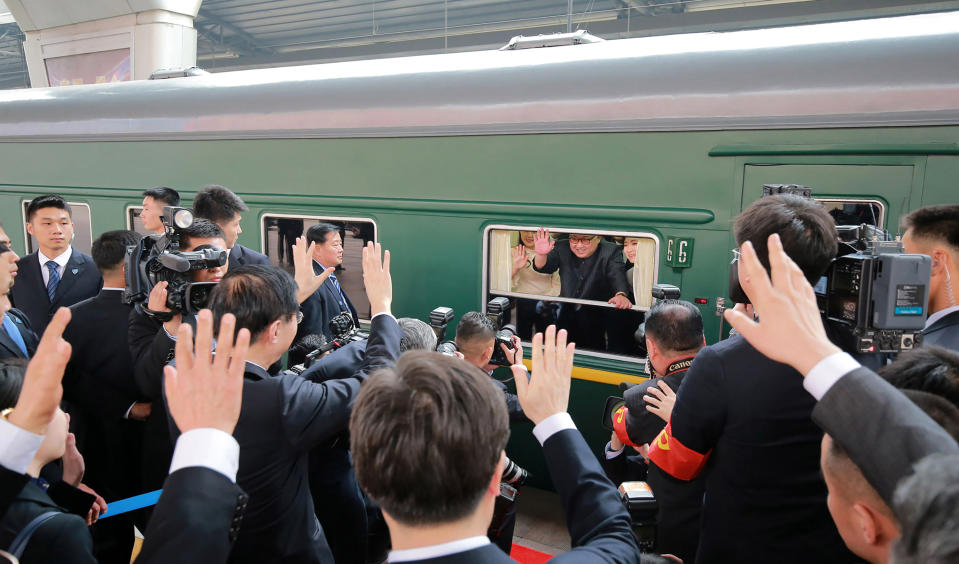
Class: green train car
1,12,957,484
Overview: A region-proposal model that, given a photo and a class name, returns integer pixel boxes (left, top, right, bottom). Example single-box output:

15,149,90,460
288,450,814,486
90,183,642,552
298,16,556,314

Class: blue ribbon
99,489,162,519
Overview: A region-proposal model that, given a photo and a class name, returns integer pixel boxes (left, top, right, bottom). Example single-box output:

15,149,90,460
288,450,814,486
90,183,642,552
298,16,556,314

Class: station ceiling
1,0,958,89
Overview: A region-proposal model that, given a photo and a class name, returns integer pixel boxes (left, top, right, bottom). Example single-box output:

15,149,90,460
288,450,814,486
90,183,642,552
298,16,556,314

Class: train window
126,206,155,236
484,226,659,360
261,214,377,320
20,200,94,256
816,199,885,228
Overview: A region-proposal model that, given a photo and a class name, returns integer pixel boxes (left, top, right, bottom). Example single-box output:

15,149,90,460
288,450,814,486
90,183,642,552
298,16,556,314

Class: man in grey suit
901,204,959,351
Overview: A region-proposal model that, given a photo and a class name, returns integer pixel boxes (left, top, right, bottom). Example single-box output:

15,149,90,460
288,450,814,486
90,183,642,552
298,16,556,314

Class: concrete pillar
6,0,200,87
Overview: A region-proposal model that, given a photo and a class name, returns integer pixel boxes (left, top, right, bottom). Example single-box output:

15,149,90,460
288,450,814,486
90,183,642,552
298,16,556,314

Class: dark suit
650,336,855,564
0,308,38,359
0,468,28,521
922,309,959,351
0,482,96,563
168,314,401,564
812,366,959,504
137,467,248,564
64,289,145,563
397,427,639,563
298,261,358,344
9,249,102,336
228,244,270,270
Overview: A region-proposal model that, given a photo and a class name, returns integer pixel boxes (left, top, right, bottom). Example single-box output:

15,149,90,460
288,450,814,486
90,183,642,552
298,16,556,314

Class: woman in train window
510,230,561,339
607,237,645,356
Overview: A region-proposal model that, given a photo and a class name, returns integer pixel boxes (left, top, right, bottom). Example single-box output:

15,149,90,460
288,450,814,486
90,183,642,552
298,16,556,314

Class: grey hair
398,318,438,353
891,453,959,563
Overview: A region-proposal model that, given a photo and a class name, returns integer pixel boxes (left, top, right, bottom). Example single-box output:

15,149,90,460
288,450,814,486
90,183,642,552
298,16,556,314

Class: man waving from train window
531,228,632,351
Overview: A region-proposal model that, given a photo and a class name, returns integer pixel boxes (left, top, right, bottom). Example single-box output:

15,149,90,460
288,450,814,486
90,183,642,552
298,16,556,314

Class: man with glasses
0,224,37,361
532,228,632,351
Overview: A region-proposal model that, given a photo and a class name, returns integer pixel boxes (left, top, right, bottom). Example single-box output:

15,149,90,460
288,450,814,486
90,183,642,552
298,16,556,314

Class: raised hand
362,242,392,317
8,308,71,435
723,234,840,376
293,236,334,304
511,244,528,277
533,228,554,256
164,310,250,434
643,380,676,423
512,325,575,425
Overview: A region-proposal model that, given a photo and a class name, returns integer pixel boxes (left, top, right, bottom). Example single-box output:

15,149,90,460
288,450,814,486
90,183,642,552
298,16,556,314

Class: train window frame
260,213,378,322
125,205,152,236
482,224,660,365
814,198,886,229
20,199,94,256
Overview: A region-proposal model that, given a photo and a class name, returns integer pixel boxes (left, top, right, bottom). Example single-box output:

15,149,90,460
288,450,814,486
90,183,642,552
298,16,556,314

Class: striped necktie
328,273,349,312
45,261,60,302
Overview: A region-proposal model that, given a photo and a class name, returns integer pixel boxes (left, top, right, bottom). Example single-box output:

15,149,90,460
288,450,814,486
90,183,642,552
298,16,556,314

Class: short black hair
208,265,299,342
734,194,838,284
142,187,181,207
901,389,959,441
192,185,248,224
644,300,704,353
880,346,959,409
91,230,143,273
179,218,226,250
306,223,340,246
26,194,72,222
902,204,959,250
0,359,26,411
455,311,497,344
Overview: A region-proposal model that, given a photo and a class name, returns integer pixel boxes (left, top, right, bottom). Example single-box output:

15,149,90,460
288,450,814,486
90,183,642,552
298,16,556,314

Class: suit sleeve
0,467,28,521
605,248,631,297
137,467,247,564
46,481,96,517
283,315,401,451
599,448,648,486
648,347,726,481
544,429,640,563
128,308,175,400
812,366,959,504
531,248,561,275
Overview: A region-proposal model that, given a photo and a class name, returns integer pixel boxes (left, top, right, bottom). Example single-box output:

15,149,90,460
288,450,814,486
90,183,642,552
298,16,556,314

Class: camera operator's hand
148,281,182,335
293,236,334,304
501,335,523,365
723,234,840,376
8,308,71,435
362,242,392,317
512,325,575,425
610,431,624,451
511,244,528,277
608,293,633,309
532,228,554,269
164,310,250,435
644,379,676,423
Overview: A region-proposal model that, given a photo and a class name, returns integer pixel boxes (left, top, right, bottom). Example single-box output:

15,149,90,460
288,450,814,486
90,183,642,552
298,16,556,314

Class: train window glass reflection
126,206,154,236
20,200,94,256
817,199,885,228
261,214,377,320
486,227,658,360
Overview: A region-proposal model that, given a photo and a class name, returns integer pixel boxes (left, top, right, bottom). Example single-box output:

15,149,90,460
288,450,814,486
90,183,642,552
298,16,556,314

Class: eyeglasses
569,236,598,246
731,248,741,263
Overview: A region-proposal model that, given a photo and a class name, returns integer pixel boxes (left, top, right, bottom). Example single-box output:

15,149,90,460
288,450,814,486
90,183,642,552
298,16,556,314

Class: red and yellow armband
648,421,710,481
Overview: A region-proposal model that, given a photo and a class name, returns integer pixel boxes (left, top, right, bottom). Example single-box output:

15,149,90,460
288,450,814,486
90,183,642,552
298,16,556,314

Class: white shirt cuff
0,419,44,474
803,352,861,400
371,312,395,321
532,412,576,445
169,428,240,482
605,441,625,459
123,403,136,419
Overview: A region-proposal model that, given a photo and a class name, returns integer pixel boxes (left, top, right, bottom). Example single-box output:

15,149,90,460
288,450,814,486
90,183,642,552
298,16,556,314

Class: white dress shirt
37,247,72,287
0,418,44,474
168,428,240,482
803,352,862,400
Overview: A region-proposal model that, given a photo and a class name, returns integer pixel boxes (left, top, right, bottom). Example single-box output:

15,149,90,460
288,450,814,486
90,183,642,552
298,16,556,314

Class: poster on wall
45,48,131,87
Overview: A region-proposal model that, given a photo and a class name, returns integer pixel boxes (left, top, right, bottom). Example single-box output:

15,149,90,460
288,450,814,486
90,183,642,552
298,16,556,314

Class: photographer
127,218,228,492
901,204,959,351
454,312,525,422
647,195,857,563
604,299,705,564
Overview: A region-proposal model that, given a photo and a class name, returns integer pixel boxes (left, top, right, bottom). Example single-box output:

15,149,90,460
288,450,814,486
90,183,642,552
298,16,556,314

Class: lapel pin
72,268,79,275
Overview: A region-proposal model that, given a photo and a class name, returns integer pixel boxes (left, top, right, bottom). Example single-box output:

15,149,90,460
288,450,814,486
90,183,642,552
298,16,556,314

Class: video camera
486,297,518,367
288,311,369,374
124,206,227,317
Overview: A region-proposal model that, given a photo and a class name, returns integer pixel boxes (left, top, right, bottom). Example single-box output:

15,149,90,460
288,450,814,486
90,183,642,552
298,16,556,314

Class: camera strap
664,357,696,377
139,303,175,323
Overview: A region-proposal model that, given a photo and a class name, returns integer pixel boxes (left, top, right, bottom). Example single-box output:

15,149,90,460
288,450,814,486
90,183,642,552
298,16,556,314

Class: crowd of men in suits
0,187,956,564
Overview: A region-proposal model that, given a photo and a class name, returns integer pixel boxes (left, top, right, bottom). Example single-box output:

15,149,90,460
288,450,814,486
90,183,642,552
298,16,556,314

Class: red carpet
510,544,554,563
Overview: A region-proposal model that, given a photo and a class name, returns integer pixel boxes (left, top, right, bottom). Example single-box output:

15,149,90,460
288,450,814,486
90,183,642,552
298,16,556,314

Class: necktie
328,274,349,312
1,315,28,357
45,261,60,302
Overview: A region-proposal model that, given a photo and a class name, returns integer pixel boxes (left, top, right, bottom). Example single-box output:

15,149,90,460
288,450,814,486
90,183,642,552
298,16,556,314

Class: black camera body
327,311,369,350
816,225,931,354
487,297,517,367
124,206,227,316
619,482,658,551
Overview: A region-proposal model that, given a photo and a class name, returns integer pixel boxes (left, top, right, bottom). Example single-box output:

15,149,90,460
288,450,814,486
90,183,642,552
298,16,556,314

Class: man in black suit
0,225,19,294
351,325,639,563
139,187,181,236
9,195,102,336
63,230,149,563
193,185,270,270
296,223,358,347
901,205,959,351
166,244,399,564
0,230,37,361
605,299,705,564
648,195,856,563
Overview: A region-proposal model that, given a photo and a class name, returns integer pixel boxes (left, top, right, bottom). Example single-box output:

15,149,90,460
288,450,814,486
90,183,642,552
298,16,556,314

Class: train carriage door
741,164,917,231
